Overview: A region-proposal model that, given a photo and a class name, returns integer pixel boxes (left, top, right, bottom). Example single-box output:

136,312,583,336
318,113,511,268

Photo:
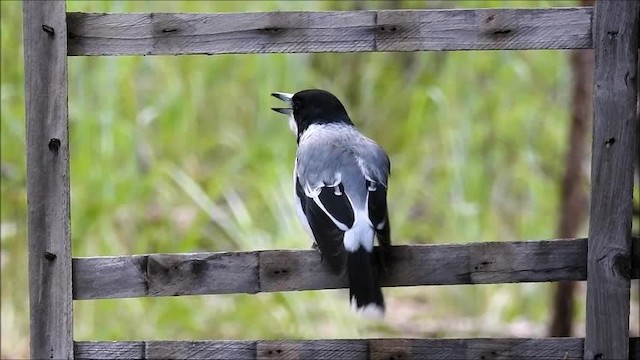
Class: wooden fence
23,1,639,359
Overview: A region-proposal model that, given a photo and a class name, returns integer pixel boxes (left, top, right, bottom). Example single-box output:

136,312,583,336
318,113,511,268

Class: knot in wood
262,27,281,33
48,138,61,152
44,251,57,261
480,11,514,37
612,253,631,279
190,259,208,275
492,29,512,35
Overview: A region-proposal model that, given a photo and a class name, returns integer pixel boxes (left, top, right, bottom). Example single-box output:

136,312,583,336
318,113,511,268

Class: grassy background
2,0,638,358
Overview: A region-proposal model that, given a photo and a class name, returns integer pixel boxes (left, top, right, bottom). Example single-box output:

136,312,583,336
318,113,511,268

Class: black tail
347,247,385,317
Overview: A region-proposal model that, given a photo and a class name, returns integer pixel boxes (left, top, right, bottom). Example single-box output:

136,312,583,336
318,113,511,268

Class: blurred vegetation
3,0,638,359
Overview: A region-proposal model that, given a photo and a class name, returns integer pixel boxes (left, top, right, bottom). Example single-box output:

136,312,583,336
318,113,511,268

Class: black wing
296,177,354,274
367,181,391,269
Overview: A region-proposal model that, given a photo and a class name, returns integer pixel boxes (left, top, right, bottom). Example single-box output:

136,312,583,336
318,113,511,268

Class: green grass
6,0,630,358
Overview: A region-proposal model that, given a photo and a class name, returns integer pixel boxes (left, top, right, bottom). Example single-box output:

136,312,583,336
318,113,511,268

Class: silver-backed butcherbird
272,89,391,318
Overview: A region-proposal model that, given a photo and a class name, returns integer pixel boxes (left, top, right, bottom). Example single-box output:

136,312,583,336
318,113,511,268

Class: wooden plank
72,238,640,300
73,251,259,299
74,338,640,360
257,340,367,360
72,254,149,300
23,1,73,359
376,8,592,51
66,8,594,56
145,341,255,360
67,11,376,56
72,342,144,359
585,1,640,359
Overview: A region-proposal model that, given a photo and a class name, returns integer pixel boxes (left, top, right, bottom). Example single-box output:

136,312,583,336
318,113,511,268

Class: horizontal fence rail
66,7,595,56
73,238,640,300
75,338,640,360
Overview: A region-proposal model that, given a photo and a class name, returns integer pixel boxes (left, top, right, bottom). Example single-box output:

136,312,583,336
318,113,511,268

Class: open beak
271,92,293,115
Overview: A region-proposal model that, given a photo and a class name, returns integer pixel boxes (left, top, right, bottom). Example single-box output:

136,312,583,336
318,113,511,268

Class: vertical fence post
585,1,639,359
23,1,73,358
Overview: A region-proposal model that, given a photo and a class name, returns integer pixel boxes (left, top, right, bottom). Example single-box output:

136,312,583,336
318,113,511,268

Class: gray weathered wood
74,338,640,360
376,8,592,51
146,341,255,360
23,1,73,359
72,238,640,300
257,340,367,360
73,251,259,299
66,8,593,56
585,1,640,359
73,342,144,359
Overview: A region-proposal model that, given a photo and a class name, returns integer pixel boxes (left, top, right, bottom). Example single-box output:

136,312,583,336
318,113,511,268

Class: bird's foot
311,243,324,261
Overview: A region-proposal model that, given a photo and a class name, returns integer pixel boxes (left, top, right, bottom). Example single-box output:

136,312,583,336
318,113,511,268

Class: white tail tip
351,299,385,319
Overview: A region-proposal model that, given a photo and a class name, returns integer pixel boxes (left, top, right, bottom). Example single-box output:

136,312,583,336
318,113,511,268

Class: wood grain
74,338,640,360
376,8,592,51
72,238,640,300
23,1,73,359
67,11,376,56
66,8,594,56
585,1,639,359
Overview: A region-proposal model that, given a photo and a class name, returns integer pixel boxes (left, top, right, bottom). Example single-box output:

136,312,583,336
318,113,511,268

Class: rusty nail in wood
605,137,616,148
44,252,57,261
42,24,55,35
48,138,61,152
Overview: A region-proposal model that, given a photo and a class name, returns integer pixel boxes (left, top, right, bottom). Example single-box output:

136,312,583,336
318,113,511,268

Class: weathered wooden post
23,1,73,359
585,0,639,359
18,1,640,358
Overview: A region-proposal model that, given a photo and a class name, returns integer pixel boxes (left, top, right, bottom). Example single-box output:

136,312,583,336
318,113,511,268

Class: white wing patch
304,172,351,232
343,189,374,253
302,172,341,198
343,211,374,252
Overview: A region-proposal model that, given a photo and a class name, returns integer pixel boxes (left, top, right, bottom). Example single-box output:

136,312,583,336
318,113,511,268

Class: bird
271,89,391,318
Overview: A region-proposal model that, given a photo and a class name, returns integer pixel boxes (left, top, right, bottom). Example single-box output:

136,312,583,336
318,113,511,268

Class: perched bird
272,89,391,318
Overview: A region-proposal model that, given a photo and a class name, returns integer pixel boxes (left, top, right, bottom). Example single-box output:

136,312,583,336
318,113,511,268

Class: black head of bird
272,89,354,140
